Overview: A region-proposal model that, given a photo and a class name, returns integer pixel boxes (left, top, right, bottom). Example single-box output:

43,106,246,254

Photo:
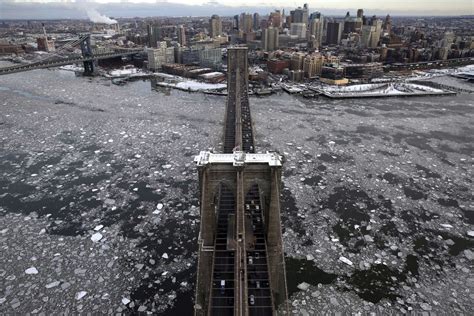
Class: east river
1,68,473,314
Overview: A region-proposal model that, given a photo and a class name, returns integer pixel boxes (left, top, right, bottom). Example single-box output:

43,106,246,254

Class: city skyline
0,0,473,19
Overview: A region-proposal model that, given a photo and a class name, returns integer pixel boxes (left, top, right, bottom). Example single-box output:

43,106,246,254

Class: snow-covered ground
59,64,84,72
107,67,140,78
157,80,226,92
321,82,448,97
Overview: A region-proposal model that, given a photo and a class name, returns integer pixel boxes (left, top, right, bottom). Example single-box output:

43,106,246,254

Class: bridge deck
0,50,141,75
209,47,273,316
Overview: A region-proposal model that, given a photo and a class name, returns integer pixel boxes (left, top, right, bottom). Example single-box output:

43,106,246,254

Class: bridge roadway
209,47,274,316
0,49,142,75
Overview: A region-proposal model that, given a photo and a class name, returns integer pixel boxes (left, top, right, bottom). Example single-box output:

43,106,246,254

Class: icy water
0,69,473,314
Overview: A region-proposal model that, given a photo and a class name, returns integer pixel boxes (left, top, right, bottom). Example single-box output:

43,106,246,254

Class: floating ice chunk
135,154,141,158
25,267,38,274
297,282,310,291
45,281,60,289
420,303,432,311
464,250,474,260
104,199,115,205
162,253,169,259
467,231,474,237
440,224,453,228
91,232,103,242
162,164,172,169
122,297,131,305
75,291,87,300
157,203,164,210
339,256,353,266
94,225,104,231
306,254,314,261
364,235,374,242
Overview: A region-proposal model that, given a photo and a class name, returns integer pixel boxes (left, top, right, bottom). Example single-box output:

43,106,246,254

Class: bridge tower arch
80,35,97,76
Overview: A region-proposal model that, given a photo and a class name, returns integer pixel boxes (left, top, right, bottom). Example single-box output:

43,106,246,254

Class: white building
290,23,306,39
147,41,175,71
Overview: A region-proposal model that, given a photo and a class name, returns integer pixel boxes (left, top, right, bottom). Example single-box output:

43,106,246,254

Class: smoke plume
86,8,117,25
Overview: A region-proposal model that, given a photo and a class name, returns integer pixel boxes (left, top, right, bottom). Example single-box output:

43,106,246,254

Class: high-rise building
233,15,239,30
177,25,186,46
326,21,343,45
37,37,55,52
290,4,309,25
37,23,55,52
269,10,282,29
262,27,279,51
370,17,383,47
442,31,455,48
210,15,222,38
290,23,306,39
290,52,305,71
240,13,253,33
384,14,392,35
147,41,174,70
343,12,358,34
253,13,260,31
147,24,161,48
357,9,364,20
361,25,375,48
303,53,325,78
309,14,324,48
198,48,223,68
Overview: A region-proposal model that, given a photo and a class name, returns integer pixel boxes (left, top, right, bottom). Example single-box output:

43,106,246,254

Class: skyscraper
309,12,324,48
147,24,161,48
233,15,239,30
240,13,253,33
370,16,383,47
290,23,306,39
253,13,260,31
177,25,186,46
361,25,375,48
269,10,282,29
262,26,279,51
343,12,358,34
290,4,309,25
384,14,392,35
209,15,222,38
326,21,343,45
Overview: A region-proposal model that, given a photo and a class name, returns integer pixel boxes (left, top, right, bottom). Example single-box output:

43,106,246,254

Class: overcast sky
1,0,472,19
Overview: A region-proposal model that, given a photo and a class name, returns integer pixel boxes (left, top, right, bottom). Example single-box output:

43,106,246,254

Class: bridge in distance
0,34,142,76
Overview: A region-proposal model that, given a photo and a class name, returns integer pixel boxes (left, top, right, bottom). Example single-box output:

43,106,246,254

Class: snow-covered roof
194,151,282,167
199,72,224,78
